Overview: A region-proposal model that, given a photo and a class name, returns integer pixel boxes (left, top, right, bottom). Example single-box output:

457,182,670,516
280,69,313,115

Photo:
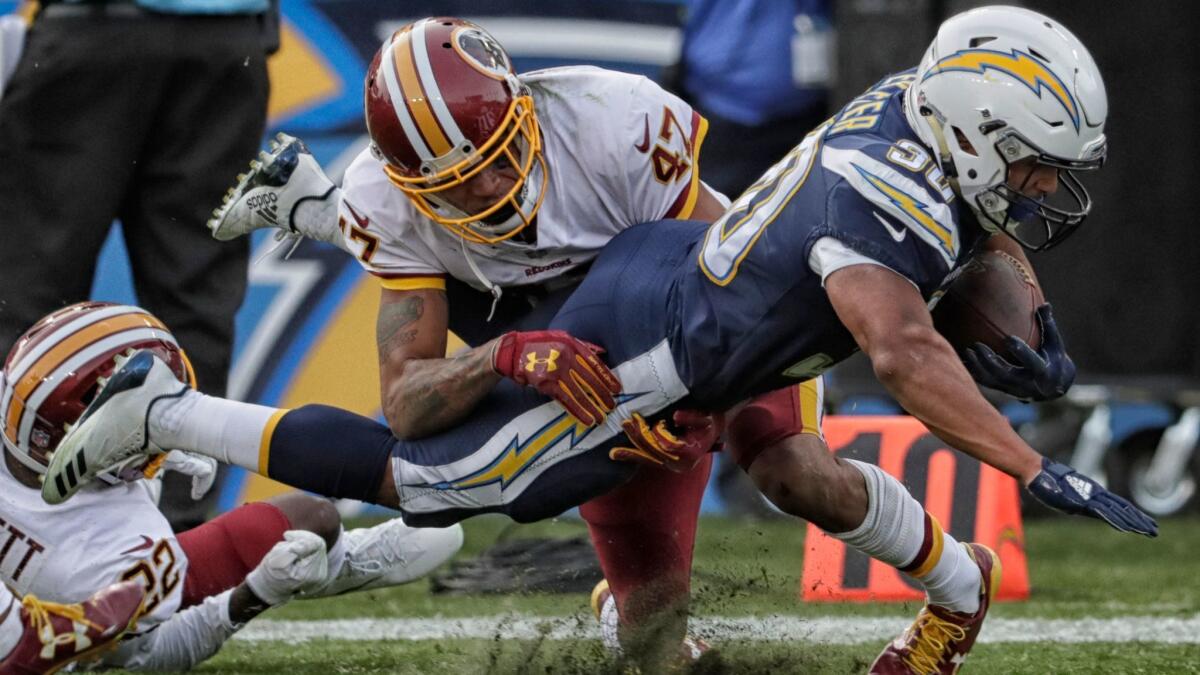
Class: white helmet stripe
411,19,467,151
14,327,180,462
5,304,143,383
381,31,434,162
1,304,144,426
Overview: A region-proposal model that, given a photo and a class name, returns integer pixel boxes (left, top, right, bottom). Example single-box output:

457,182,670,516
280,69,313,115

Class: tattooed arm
376,287,503,439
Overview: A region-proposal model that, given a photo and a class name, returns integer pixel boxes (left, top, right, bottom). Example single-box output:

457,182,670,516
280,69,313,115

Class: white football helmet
904,5,1107,250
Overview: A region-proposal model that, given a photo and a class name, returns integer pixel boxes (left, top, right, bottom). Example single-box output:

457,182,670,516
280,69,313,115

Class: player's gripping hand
963,304,1075,401
611,410,723,473
1026,458,1158,537
244,531,330,606
161,450,219,500
492,330,622,426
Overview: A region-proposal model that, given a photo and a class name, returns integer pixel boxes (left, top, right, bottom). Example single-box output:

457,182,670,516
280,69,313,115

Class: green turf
198,640,1200,675
267,512,1200,621
138,514,1200,673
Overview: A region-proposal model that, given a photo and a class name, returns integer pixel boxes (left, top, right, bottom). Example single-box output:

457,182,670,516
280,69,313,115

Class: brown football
932,249,1043,355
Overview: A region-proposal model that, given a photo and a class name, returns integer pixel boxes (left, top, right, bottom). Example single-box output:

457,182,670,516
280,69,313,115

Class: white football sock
834,460,981,614
150,390,283,474
326,526,347,582
919,539,984,615
294,193,352,253
598,591,621,655
0,587,21,659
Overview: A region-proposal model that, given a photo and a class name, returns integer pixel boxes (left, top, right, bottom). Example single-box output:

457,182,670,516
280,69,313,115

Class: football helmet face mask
1,302,194,482
903,5,1107,250
365,17,548,244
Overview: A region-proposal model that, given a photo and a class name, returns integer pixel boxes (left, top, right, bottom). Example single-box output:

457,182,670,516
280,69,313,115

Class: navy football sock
265,404,396,503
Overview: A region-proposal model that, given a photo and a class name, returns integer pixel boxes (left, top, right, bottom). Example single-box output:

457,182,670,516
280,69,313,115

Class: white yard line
235,614,1200,645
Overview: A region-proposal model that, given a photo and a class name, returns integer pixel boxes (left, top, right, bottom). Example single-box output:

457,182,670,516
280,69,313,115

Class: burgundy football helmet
364,17,548,243
1,302,194,478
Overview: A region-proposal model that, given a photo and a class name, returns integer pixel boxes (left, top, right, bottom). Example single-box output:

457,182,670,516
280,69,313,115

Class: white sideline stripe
235,614,1200,645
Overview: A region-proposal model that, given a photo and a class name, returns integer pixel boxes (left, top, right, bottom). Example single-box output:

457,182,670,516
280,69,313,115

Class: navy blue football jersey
669,71,990,410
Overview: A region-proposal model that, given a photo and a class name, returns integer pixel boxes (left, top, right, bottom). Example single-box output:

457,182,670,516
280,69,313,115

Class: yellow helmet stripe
1,304,136,445
380,31,433,161
392,28,453,158
14,327,180,455
5,313,167,441
412,19,467,151
927,49,1079,130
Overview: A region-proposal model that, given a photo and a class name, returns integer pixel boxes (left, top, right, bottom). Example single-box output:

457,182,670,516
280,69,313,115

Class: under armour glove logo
524,349,560,374
492,330,622,427
1026,458,1158,537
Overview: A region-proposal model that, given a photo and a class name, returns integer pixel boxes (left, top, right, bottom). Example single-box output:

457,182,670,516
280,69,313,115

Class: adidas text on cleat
207,132,336,242
40,350,190,505
870,543,1002,675
0,580,146,674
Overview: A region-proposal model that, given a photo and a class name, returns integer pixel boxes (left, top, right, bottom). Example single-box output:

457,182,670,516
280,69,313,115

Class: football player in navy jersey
46,7,1155,672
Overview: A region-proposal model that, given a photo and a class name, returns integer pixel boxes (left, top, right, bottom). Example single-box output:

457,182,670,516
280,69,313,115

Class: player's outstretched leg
175,493,463,604
743,434,998,675
207,132,343,249
0,580,146,674
310,517,465,597
580,454,713,667
42,350,398,508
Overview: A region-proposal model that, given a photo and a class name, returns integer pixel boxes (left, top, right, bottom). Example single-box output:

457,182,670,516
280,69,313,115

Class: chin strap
459,236,503,322
922,110,962,196
922,109,1014,236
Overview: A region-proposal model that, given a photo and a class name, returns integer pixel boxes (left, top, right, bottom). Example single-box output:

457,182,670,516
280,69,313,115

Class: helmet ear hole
952,127,978,156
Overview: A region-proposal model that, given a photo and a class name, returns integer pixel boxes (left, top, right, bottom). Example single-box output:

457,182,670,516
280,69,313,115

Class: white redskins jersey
0,464,185,633
339,66,713,291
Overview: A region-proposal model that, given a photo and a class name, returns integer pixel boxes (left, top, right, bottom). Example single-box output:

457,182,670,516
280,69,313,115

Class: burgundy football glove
610,409,724,473
492,330,622,426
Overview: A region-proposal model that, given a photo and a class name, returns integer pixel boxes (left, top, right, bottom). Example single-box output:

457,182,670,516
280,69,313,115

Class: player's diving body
1,303,464,671
210,17,805,662
45,7,1157,673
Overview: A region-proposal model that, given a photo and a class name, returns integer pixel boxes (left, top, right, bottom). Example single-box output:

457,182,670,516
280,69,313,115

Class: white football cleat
590,579,711,663
207,132,339,245
315,519,464,596
41,350,189,505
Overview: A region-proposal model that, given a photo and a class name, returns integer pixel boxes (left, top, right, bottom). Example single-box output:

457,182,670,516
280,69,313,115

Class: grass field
178,514,1198,674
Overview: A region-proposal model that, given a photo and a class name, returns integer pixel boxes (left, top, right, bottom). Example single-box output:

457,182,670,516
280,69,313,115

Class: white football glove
244,530,329,606
162,450,219,500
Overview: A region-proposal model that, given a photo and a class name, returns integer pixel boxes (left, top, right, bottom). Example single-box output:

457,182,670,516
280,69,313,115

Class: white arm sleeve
807,236,917,290
102,589,242,672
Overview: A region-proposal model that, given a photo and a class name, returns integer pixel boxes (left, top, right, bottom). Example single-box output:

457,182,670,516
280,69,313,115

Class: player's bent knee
746,435,861,531
265,492,342,549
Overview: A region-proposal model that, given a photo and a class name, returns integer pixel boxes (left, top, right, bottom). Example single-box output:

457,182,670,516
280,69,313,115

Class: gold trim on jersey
673,115,710,220
377,275,448,291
